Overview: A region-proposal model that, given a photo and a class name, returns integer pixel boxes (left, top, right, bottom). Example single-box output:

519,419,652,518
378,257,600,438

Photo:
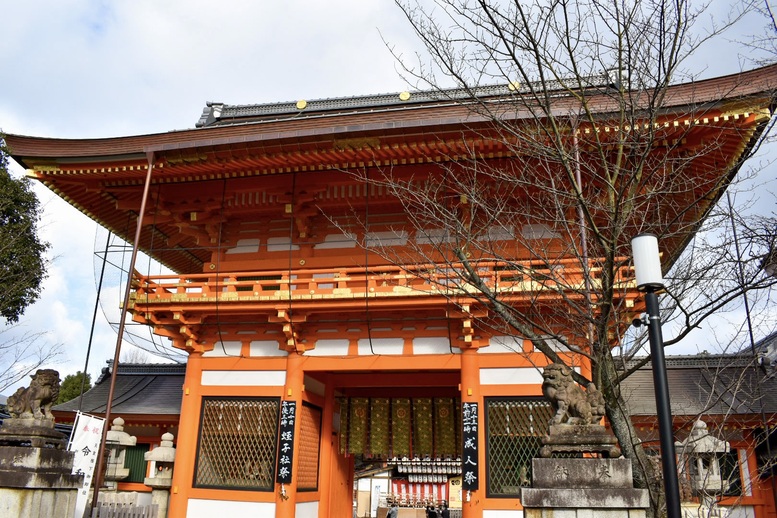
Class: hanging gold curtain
370,397,390,456
391,398,412,458
413,398,434,457
348,397,369,454
434,397,456,457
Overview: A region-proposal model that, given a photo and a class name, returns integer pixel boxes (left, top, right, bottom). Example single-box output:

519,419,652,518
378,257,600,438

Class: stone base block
0,447,83,489
522,457,649,518
531,458,635,489
0,487,78,518
525,508,647,518
521,487,649,509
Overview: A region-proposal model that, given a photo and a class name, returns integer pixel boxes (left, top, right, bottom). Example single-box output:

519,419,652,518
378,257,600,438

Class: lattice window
486,398,552,497
194,397,280,490
297,403,322,491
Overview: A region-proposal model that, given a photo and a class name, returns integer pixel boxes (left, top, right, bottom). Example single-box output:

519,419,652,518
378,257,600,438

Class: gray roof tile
53,363,185,416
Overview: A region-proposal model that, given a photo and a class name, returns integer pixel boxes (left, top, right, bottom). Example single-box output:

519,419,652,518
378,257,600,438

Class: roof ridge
196,73,613,127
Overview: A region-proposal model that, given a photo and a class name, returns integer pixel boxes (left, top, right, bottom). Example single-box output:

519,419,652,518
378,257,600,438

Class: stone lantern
676,420,730,515
144,432,176,518
104,417,137,490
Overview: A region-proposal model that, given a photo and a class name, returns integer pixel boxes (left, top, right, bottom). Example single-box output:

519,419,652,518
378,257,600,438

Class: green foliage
57,371,92,404
0,137,49,324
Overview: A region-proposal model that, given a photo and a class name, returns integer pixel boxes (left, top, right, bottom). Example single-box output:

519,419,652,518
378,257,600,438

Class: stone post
0,369,83,517
144,432,176,518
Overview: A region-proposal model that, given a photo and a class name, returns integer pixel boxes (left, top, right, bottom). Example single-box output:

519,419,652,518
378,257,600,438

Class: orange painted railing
129,258,636,307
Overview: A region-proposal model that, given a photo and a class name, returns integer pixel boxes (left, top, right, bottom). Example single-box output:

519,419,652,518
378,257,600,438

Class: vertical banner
337,397,349,455
412,398,433,458
461,402,479,491
348,397,369,454
68,411,106,518
391,398,411,458
370,397,390,457
276,400,297,484
434,397,456,457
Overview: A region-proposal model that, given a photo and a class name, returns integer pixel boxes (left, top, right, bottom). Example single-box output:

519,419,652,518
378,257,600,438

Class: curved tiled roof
621,354,777,417
53,363,185,417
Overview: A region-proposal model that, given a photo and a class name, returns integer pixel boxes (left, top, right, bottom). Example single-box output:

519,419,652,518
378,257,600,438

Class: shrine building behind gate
6,64,777,518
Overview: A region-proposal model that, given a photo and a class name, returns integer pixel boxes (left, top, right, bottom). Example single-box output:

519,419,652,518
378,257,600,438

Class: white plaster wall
296,501,319,518
481,335,524,354
267,236,300,251
314,232,357,249
225,238,260,254
201,370,286,386
365,230,408,247
483,510,523,518
480,367,543,385
306,339,350,356
358,338,404,355
203,341,242,357
725,505,755,518
250,340,288,356
186,499,275,517
412,336,452,354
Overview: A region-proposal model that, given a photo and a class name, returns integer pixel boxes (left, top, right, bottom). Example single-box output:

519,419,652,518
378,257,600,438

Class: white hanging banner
68,411,106,518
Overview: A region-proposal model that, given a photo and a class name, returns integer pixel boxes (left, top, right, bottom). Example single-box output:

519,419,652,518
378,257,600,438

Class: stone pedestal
0,446,84,518
0,418,67,449
539,424,621,458
521,458,649,518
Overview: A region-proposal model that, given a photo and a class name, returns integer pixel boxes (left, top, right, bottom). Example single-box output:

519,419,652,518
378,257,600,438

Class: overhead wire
78,228,113,411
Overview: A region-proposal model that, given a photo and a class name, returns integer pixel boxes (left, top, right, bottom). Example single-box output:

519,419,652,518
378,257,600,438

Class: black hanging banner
461,402,479,491
276,400,297,484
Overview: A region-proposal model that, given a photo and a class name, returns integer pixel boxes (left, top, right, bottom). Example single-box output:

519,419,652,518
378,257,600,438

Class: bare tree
120,346,150,364
321,0,777,514
0,324,64,394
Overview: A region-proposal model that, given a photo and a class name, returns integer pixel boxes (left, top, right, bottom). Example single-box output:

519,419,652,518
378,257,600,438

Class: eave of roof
5,65,775,275
6,64,777,164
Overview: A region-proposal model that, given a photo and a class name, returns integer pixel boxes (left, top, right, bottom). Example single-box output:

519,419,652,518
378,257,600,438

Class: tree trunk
599,351,662,518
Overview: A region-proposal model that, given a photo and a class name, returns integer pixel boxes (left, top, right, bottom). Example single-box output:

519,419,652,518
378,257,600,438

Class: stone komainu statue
541,363,606,426
7,369,61,420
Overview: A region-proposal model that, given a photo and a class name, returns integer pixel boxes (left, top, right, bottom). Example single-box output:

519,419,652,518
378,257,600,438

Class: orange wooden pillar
276,351,304,518
460,347,483,518
318,375,335,517
169,349,203,518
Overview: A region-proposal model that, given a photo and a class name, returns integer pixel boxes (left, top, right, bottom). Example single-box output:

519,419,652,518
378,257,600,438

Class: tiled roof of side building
52,362,186,417
620,354,777,417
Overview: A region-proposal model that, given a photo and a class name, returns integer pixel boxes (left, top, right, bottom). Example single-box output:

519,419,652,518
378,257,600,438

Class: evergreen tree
57,371,92,404
0,136,49,323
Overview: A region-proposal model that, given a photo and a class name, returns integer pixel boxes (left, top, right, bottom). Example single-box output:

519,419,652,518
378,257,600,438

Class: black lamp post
631,233,681,518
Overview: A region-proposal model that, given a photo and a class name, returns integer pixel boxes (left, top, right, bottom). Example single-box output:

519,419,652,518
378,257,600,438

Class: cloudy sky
0,1,774,392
